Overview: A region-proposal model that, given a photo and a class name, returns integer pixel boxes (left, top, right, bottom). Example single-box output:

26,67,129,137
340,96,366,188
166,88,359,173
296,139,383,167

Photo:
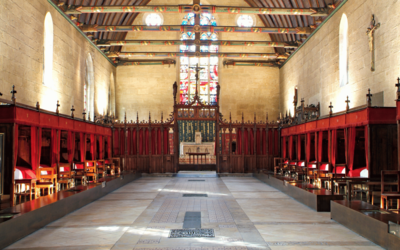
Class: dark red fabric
80,133,85,162
244,129,248,155
274,130,279,156
30,127,37,171
132,129,137,155
288,136,293,160
38,128,42,167
151,129,156,154
282,137,286,159
237,129,242,155
318,131,323,162
157,129,162,154
163,129,168,154
127,130,131,155
99,136,103,159
331,130,337,169
113,130,119,155
107,136,111,158
90,134,95,160
51,129,57,166
297,135,301,161
256,129,261,155
306,133,311,163
145,128,149,155
347,127,356,172
262,129,267,155
139,129,143,155
365,126,369,171
67,131,75,163
120,130,125,155
267,130,271,155
250,129,254,154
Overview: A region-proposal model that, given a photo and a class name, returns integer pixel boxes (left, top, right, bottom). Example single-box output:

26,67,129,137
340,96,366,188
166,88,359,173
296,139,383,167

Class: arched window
339,14,348,87
145,13,163,26
84,54,95,120
109,73,116,116
43,13,53,85
237,15,255,27
180,13,218,104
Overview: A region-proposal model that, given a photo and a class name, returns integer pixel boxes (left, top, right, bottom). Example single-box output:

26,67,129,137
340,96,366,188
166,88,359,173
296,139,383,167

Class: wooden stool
14,179,37,204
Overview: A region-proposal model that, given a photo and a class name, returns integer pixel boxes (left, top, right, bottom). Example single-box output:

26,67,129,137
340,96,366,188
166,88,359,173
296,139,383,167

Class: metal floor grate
169,228,214,238
183,193,208,197
188,180,205,181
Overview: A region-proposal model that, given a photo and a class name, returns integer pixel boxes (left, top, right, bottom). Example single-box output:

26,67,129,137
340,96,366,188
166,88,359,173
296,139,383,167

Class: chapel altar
180,132,214,158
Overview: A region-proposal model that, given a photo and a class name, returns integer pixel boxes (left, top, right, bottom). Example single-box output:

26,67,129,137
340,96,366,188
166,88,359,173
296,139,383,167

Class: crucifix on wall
366,15,380,71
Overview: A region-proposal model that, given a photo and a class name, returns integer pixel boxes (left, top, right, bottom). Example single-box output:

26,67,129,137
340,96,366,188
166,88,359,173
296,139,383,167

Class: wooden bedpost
229,113,232,173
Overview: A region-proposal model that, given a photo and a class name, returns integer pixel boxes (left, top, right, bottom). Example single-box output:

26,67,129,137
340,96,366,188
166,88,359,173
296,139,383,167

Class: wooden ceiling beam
65,5,330,16
80,24,314,34
223,60,280,67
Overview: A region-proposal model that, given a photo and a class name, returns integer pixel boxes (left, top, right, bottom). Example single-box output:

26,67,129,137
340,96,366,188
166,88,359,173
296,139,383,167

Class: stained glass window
145,13,163,26
237,15,254,27
180,13,218,105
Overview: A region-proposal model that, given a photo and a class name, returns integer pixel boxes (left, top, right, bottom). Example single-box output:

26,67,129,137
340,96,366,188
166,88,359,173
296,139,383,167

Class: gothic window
43,13,53,85
339,14,348,87
180,13,218,104
85,54,95,120
109,73,116,116
145,13,163,26
236,15,255,27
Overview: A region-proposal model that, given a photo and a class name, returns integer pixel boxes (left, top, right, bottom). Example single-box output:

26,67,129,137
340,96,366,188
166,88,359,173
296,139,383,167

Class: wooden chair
36,167,55,196
111,157,121,175
14,179,37,204
58,162,74,190
72,162,87,185
85,160,97,183
105,159,115,176
38,164,58,193
273,157,283,174
380,170,400,210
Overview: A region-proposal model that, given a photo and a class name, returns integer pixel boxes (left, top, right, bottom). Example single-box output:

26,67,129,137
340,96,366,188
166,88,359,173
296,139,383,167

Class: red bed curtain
306,133,311,163
80,133,85,162
107,136,111,158
274,130,279,156
163,129,168,154
365,126,369,171
14,125,18,171
127,130,131,155
256,129,261,155
113,129,119,155
99,135,103,159
266,129,271,155
262,129,267,155
120,130,125,155
38,128,42,167
139,129,143,155
288,136,293,160
67,131,75,163
331,130,337,169
30,127,37,171
51,129,57,167
282,137,287,159
90,134,95,160
237,129,242,155
347,127,356,171
297,135,301,161
244,129,249,155
157,129,162,154
132,129,137,155
151,129,156,154
318,131,323,162
249,129,254,154
145,128,149,155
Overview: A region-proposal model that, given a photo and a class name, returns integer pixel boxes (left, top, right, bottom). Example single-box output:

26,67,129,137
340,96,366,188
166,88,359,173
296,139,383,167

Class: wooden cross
83,109,87,121
56,100,60,114
366,15,380,71
366,89,373,107
396,78,400,100
345,96,350,111
10,85,17,103
71,105,75,118
36,102,40,110
329,102,333,116
189,63,206,97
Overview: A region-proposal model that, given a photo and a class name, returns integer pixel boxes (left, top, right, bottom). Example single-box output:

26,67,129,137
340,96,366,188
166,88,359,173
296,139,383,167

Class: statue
366,15,380,71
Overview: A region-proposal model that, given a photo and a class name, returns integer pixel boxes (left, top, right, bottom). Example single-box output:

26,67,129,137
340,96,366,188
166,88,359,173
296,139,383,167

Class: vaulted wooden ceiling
55,0,343,63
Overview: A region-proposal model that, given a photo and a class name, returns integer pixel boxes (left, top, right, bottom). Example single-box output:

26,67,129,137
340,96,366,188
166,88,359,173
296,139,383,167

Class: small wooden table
186,152,210,165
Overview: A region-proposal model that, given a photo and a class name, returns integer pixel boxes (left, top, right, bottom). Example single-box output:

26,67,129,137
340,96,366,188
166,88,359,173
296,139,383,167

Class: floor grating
169,228,215,238
183,193,208,197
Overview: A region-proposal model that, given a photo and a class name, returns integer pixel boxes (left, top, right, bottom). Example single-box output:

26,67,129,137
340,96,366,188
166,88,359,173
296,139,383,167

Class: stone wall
280,0,400,116
0,0,116,118
116,0,280,122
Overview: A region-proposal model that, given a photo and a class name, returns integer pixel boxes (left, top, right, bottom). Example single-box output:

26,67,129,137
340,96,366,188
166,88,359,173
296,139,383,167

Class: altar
180,132,215,158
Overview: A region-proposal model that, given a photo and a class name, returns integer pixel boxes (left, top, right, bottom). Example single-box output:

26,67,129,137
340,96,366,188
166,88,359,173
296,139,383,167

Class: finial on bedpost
266,112,269,123
161,111,163,123
10,85,17,104
137,112,139,123
71,105,75,118
229,112,232,123
329,102,333,116
149,112,151,122
124,112,127,123
56,100,60,114
173,81,177,105
345,96,350,112
36,102,40,110
366,89,373,107
396,77,400,101
242,112,244,123
254,112,256,123
83,109,86,121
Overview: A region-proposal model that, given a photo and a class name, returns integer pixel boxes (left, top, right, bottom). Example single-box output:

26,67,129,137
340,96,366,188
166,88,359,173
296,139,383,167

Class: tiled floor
7,176,382,250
